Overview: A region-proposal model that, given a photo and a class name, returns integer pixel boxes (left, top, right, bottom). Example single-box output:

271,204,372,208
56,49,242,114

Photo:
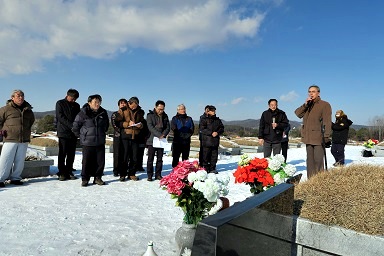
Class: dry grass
30,138,59,147
294,164,384,235
232,138,259,146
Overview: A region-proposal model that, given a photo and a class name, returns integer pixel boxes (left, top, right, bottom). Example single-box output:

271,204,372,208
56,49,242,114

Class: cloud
231,97,245,105
0,0,268,76
279,90,299,102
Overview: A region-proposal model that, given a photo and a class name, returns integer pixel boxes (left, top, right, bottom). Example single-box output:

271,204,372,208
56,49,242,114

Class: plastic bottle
142,241,158,256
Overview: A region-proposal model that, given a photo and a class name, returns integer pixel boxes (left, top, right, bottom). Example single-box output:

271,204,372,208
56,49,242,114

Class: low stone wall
28,144,111,155
22,159,54,178
192,183,383,256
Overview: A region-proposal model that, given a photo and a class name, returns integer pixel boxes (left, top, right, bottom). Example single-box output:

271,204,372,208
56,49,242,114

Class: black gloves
324,138,331,148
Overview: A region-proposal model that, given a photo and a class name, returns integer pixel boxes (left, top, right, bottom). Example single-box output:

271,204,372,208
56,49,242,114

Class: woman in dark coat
72,94,109,187
331,110,353,166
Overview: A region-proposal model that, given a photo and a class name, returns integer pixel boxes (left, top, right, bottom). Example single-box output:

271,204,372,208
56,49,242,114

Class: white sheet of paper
153,137,169,149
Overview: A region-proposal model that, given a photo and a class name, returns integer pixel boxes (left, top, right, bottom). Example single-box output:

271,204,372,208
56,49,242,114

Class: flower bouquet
363,139,379,149
160,160,230,226
233,154,296,194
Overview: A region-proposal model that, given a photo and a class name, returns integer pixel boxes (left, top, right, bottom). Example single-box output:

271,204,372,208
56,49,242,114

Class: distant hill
34,110,367,130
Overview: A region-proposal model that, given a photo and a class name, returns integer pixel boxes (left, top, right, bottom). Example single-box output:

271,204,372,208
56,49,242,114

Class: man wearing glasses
295,85,332,179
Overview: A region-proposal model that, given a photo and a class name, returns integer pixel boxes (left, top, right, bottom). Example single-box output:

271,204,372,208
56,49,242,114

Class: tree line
34,114,382,142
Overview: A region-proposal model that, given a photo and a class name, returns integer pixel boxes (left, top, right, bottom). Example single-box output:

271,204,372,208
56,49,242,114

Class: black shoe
59,175,67,181
69,174,78,180
10,180,24,185
94,177,105,185
0,182,5,187
210,170,218,174
113,173,119,177
129,175,139,181
155,176,163,180
81,180,88,187
119,176,126,182
147,177,153,181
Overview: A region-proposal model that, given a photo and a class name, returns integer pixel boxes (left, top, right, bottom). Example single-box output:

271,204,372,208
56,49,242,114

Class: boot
94,177,105,185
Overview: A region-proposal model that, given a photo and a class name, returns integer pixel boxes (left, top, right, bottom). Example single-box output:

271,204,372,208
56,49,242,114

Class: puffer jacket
55,98,80,139
0,100,35,143
146,109,170,146
200,114,224,147
332,115,353,145
72,104,109,147
258,108,289,144
295,96,332,145
171,113,194,145
116,106,145,140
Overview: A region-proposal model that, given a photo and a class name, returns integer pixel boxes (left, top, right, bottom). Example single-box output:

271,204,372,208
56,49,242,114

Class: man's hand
258,138,264,146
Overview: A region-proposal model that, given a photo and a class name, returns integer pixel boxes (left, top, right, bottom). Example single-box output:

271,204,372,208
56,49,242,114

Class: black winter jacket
72,105,109,147
331,116,353,145
171,113,194,145
55,98,80,139
146,109,170,146
200,114,224,147
258,108,289,144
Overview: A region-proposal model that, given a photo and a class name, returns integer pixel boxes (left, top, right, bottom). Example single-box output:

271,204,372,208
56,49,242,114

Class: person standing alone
295,85,332,179
331,110,353,166
0,90,35,187
55,89,80,181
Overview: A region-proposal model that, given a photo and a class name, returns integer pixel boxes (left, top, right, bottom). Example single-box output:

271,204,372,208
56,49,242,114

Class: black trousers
137,144,145,170
281,141,289,163
201,146,219,172
81,145,105,181
147,145,164,178
331,143,345,164
112,136,124,176
58,137,77,176
121,139,139,177
172,143,191,168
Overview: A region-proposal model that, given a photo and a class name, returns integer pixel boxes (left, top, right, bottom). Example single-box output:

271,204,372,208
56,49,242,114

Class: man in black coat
55,89,80,181
199,105,224,174
258,99,289,158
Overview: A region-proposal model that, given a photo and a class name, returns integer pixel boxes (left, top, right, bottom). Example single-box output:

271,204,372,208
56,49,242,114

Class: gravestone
192,183,294,256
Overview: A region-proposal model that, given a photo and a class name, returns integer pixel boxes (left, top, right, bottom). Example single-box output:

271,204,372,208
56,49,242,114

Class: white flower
192,174,229,202
181,247,192,256
273,173,285,185
268,158,282,171
195,170,208,181
283,164,296,176
187,172,197,182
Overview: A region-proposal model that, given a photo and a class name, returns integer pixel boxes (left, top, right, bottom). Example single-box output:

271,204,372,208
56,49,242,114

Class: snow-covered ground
0,145,382,256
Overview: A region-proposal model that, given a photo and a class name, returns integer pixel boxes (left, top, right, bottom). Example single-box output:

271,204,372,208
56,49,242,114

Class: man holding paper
116,96,145,181
146,100,170,181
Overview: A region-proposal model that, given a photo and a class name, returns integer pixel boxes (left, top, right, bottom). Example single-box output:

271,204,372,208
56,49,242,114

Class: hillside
33,110,367,130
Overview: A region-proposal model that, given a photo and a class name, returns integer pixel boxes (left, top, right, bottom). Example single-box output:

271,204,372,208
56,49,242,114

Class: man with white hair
0,89,35,187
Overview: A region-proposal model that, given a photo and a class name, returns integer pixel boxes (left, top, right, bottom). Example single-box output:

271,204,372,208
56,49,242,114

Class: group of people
0,84,353,188
258,85,353,179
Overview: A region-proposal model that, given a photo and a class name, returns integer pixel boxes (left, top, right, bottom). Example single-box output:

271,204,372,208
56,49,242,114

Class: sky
0,144,383,255
1,0,383,126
